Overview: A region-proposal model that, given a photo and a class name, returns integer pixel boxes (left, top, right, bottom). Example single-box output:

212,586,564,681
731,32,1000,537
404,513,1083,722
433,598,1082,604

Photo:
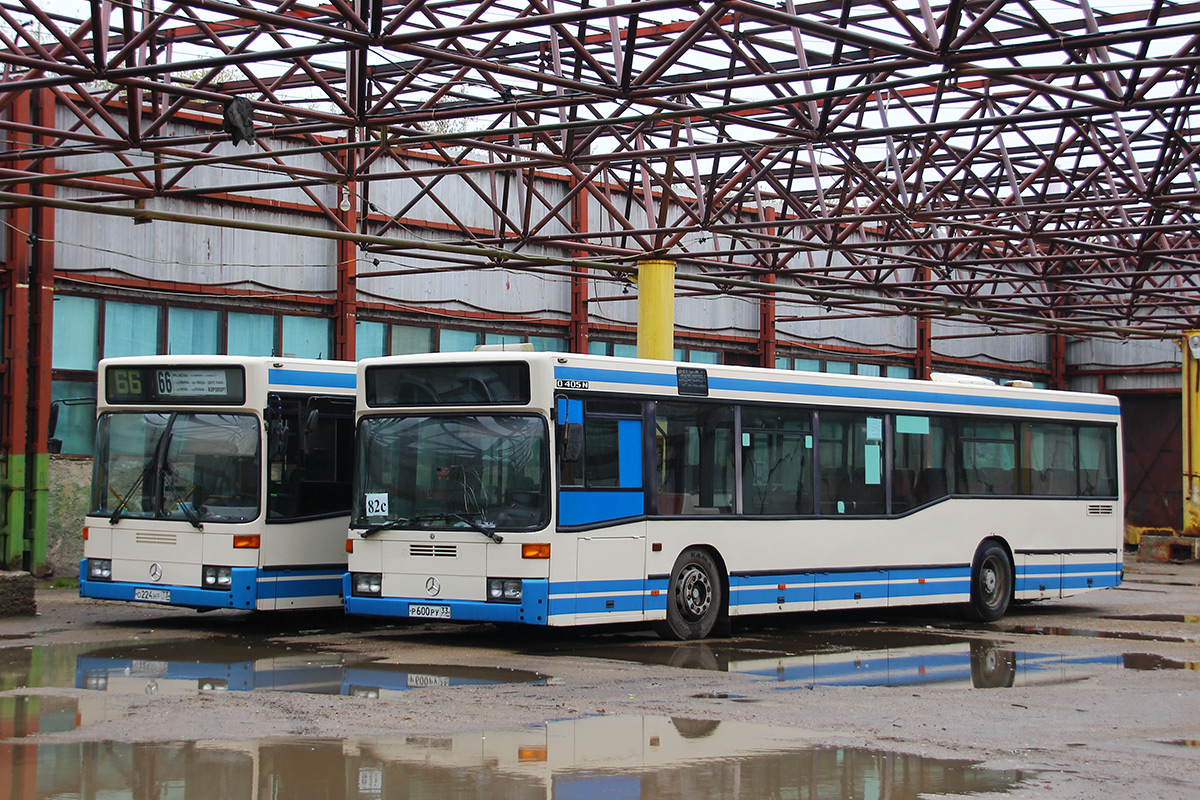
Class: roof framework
3,0,1200,337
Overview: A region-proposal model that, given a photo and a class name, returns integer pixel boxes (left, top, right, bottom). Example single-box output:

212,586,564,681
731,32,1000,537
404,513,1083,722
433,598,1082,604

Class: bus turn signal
521,543,551,559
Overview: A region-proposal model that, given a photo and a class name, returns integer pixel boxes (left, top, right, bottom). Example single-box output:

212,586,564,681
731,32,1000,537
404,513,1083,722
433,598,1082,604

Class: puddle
533,630,1123,689
4,637,546,698
0,715,1028,799
1102,614,1200,623
1004,625,1196,644
1162,739,1200,748
0,695,111,738
1122,653,1200,671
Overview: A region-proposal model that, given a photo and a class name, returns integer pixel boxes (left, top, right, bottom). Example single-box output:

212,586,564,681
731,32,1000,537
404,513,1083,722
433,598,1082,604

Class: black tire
964,541,1013,622
655,548,724,641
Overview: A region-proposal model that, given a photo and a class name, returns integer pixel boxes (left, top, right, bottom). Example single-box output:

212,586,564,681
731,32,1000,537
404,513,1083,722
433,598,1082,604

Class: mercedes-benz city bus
81,356,356,611
344,352,1122,639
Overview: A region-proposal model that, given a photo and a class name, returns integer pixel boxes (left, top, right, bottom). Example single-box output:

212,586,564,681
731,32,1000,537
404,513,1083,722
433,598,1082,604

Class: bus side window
1079,425,1118,497
654,402,734,515
1021,422,1077,496
818,412,884,516
741,406,812,516
892,414,957,513
959,421,1016,496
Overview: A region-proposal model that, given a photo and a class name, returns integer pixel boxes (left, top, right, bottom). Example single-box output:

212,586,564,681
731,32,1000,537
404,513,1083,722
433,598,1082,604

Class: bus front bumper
342,574,549,625
79,560,258,611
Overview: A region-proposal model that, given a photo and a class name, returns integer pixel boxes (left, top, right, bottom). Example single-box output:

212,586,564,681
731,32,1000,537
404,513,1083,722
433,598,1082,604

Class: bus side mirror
561,422,583,462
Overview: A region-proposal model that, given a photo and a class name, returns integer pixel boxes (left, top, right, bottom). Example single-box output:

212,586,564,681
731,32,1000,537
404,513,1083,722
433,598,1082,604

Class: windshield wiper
162,462,203,531
109,463,152,525
358,512,503,543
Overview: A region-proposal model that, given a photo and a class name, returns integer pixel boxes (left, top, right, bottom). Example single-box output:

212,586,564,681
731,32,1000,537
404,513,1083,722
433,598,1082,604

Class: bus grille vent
410,544,457,558
1086,504,1114,516
136,532,177,546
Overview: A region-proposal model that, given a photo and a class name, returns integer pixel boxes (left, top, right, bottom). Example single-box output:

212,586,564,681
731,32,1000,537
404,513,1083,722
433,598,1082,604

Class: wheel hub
677,565,712,619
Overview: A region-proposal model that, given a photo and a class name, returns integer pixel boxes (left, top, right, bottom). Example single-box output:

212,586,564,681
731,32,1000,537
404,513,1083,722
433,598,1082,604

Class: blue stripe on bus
268,368,356,389
343,576,550,624
258,570,343,600
553,366,1120,416
558,490,643,526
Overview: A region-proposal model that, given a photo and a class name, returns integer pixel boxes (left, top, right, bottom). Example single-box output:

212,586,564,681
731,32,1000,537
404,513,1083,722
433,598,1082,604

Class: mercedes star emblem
425,576,441,597
148,563,163,582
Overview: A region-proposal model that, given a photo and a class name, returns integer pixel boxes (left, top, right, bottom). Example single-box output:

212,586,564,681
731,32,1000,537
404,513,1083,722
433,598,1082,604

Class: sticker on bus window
365,493,389,519
896,415,930,435
865,443,881,484
867,416,883,442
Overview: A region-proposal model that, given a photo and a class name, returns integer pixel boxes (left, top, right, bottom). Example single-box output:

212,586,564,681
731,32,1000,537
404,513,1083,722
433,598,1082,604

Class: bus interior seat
914,468,948,503
892,469,915,509
978,467,1014,495
819,468,850,513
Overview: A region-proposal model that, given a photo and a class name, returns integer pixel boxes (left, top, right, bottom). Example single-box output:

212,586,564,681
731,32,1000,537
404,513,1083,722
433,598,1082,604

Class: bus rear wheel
656,548,724,641
964,541,1012,622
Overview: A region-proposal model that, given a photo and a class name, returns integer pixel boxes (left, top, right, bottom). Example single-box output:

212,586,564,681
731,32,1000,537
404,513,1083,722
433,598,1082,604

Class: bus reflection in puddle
547,633,1124,689
72,637,546,697
1,715,1027,800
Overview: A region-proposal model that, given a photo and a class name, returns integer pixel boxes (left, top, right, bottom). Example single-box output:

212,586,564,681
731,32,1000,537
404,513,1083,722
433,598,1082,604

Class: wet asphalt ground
1,555,1198,799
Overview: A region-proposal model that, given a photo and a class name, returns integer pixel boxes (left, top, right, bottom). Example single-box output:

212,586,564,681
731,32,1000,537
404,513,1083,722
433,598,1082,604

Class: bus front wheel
656,548,724,641
964,541,1012,622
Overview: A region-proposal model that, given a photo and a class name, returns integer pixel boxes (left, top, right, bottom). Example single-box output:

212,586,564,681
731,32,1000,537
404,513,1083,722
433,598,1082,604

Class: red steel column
569,178,590,353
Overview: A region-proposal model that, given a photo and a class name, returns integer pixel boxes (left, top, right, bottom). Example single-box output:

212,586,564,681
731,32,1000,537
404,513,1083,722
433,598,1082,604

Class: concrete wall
46,457,90,579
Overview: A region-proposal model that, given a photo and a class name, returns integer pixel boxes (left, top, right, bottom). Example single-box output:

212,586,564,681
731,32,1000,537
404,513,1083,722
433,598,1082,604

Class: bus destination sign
106,365,246,405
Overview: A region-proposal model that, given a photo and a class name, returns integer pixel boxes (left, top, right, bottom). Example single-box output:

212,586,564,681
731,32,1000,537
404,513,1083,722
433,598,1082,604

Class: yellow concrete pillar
1184,331,1200,537
636,259,676,360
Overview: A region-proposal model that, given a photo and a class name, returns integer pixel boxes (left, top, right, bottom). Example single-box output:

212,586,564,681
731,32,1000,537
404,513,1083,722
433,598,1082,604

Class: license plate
408,603,450,619
134,588,171,603
407,673,451,688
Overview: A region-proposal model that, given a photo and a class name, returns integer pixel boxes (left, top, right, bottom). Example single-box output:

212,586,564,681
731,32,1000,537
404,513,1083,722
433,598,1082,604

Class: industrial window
49,382,97,456
228,311,275,356
392,324,434,354
281,314,331,359
103,302,160,358
440,328,480,352
52,295,100,370
167,307,220,355
356,320,386,359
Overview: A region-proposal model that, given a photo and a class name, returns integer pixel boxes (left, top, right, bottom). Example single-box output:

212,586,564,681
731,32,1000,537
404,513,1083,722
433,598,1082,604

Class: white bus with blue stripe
344,352,1122,639
81,356,356,611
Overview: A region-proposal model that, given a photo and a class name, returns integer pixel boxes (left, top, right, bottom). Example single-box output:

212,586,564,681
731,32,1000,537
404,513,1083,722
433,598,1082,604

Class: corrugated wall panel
932,319,1049,367
56,189,338,294
775,299,917,353
55,107,339,209
1070,337,1179,369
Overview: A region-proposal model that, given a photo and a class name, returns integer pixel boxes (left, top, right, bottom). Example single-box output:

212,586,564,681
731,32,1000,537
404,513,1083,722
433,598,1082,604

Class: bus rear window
365,362,530,407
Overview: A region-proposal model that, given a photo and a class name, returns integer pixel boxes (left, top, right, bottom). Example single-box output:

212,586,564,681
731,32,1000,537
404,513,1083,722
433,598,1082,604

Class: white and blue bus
344,352,1122,639
81,356,356,611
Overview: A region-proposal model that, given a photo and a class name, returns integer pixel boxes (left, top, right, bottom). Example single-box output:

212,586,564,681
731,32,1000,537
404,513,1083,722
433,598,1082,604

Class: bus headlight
87,559,112,581
83,673,109,691
488,578,522,602
353,572,382,596
201,566,232,589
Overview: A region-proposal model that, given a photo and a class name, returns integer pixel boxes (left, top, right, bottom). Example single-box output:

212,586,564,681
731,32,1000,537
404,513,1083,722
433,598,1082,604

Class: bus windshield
92,412,262,524
354,415,547,532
